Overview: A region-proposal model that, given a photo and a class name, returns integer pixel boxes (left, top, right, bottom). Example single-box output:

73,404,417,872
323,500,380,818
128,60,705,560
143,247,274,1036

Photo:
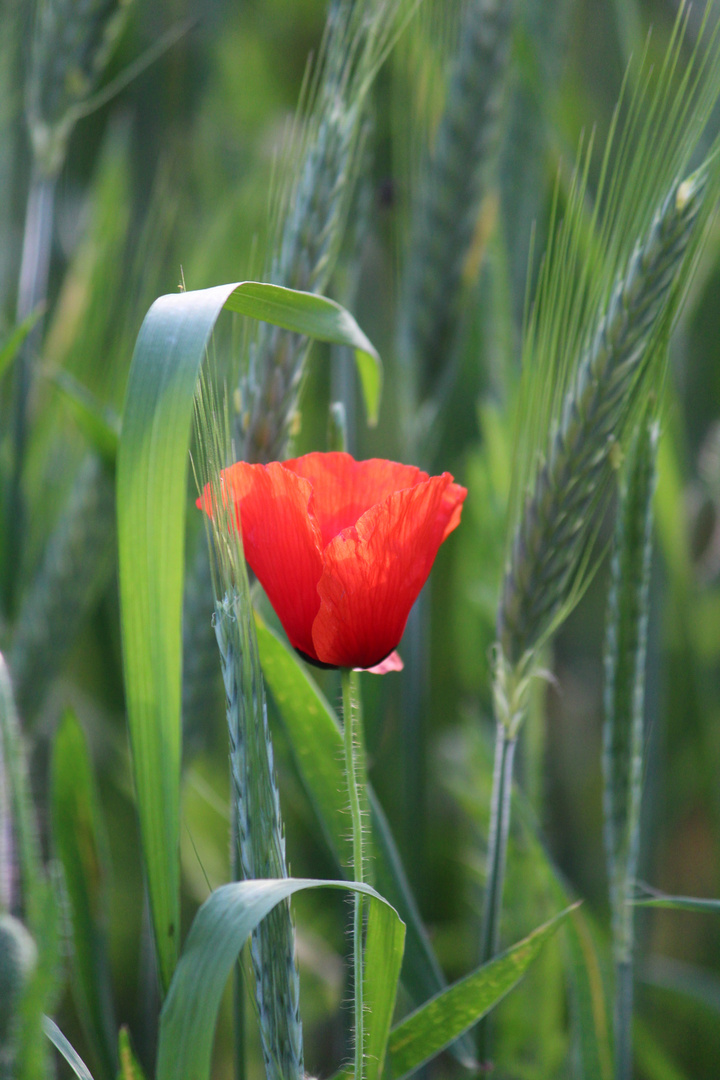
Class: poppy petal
204,462,325,659
283,452,426,548
311,474,467,668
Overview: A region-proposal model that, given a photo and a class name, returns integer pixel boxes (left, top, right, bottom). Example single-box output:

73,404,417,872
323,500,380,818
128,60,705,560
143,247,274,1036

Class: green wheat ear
240,0,410,464
498,170,705,664
497,2,720,671
27,0,134,178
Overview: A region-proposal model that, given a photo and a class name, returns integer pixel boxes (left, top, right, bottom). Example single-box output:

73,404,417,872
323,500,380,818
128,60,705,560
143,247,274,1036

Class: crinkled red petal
311,473,467,668
198,462,324,660
283,452,425,548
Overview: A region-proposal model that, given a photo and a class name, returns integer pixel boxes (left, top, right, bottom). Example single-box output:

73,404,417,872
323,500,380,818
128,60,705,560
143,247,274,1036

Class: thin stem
7,168,55,614
342,667,366,1080
231,812,246,1080
477,721,517,1065
614,958,633,1080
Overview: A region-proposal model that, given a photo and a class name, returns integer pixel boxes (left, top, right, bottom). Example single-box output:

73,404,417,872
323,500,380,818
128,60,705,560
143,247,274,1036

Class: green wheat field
2,1,720,1078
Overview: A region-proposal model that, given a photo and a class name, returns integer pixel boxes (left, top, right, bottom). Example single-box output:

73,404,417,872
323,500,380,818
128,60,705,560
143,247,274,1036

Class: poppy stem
341,666,366,1080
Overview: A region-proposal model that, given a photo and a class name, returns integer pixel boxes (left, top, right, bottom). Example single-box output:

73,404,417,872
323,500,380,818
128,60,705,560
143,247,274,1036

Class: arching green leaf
156,877,404,1080
117,280,381,993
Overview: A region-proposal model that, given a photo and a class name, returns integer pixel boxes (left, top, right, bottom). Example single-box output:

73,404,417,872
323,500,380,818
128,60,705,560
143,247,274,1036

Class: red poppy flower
197,452,467,671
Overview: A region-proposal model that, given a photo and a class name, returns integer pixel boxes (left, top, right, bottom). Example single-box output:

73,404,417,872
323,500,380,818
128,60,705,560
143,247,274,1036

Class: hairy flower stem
341,667,366,1080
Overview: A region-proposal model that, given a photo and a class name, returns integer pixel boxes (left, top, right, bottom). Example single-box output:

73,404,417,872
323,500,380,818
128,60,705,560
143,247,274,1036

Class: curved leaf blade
156,877,404,1080
118,281,381,994
387,906,575,1079
634,892,720,914
43,1017,95,1080
224,282,382,424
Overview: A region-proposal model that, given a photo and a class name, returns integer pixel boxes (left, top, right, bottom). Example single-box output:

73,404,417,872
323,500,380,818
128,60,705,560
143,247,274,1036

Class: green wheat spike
603,414,658,1080
399,0,513,399
27,0,134,178
240,0,404,463
497,170,705,665
9,455,116,720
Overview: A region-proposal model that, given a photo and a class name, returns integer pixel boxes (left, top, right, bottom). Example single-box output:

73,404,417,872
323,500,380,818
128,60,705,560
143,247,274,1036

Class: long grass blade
117,280,381,994
387,906,575,1079
156,877,405,1080
43,1016,96,1080
50,709,117,1080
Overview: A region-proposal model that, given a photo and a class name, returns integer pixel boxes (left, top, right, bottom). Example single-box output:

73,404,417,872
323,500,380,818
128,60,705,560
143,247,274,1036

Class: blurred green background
2,0,720,1077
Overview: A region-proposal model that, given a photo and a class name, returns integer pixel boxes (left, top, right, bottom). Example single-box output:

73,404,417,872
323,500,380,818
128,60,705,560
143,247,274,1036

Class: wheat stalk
603,414,658,1080
214,592,303,1080
497,170,706,666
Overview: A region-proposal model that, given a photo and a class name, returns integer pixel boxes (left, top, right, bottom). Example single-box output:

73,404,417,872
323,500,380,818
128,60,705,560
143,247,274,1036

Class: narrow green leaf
118,1027,148,1080
255,617,473,1066
49,369,120,463
0,307,43,381
50,710,117,1080
43,1016,95,1080
364,880,406,1080
386,907,575,1079
634,892,720,914
156,877,405,1080
0,655,42,922
514,794,613,1080
561,903,614,1080
117,280,381,994
223,282,382,425
254,617,351,866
